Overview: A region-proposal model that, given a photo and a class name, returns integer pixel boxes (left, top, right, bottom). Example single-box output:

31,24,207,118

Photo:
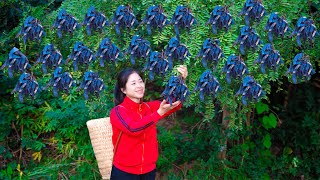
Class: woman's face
122,72,145,103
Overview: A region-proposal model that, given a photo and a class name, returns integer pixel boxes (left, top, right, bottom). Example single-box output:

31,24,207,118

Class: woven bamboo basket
86,117,113,180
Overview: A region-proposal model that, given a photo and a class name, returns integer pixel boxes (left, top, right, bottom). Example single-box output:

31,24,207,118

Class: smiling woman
121,72,145,103
109,66,187,180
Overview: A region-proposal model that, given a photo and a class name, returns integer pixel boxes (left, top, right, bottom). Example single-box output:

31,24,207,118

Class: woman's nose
138,82,144,88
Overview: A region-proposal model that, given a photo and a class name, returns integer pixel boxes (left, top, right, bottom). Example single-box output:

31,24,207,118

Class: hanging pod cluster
44,67,74,97
197,38,224,69
223,55,249,84
287,53,315,84
170,5,197,40
77,71,106,100
1,47,31,78
126,35,151,65
164,37,191,68
236,76,264,105
96,38,121,67
52,9,80,38
16,16,45,44
143,51,171,81
4,3,318,103
111,5,138,35
234,26,262,55
206,5,234,34
66,42,96,71
194,70,221,102
161,76,190,106
240,0,265,26
141,5,169,35
35,44,63,74
83,6,108,35
255,43,283,73
11,73,39,103
290,17,319,47
265,12,290,43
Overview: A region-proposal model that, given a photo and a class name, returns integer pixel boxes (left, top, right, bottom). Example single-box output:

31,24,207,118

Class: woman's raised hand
156,65,186,116
177,65,188,80
157,99,181,116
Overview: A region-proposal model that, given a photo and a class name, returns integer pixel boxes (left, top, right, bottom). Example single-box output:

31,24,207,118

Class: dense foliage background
0,0,319,179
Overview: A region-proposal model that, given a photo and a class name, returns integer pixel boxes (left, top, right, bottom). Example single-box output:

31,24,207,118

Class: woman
110,65,188,180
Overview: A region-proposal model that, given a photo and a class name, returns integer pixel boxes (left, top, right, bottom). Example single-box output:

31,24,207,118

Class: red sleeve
146,100,183,118
110,106,162,136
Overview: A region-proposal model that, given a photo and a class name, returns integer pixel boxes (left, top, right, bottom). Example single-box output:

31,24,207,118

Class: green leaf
262,116,272,130
7,165,12,175
256,102,269,114
262,113,277,129
262,173,271,180
283,146,293,156
268,113,277,128
263,134,272,149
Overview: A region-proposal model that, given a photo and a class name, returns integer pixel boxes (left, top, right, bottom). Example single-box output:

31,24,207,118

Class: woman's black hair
114,68,140,106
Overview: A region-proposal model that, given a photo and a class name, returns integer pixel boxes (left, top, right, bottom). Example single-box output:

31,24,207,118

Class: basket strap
113,131,123,163
113,106,125,163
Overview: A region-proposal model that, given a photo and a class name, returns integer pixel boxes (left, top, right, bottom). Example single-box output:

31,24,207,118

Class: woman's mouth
136,90,144,94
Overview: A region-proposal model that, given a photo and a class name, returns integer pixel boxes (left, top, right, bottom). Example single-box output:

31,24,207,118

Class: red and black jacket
110,96,182,174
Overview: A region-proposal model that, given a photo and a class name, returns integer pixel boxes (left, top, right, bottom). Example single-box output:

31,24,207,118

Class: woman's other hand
177,65,188,80
157,100,181,116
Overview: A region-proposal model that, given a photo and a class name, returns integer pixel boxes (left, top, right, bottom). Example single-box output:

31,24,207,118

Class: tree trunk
217,105,230,160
